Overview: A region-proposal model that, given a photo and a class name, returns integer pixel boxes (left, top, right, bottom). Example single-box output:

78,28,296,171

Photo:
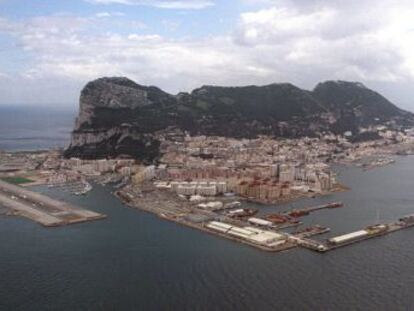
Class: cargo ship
326,202,344,209
265,214,299,224
284,202,344,218
294,225,330,237
287,210,309,218
227,208,258,218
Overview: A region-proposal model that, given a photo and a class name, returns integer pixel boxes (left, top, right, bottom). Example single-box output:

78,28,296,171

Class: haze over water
0,107,75,151
1,153,414,309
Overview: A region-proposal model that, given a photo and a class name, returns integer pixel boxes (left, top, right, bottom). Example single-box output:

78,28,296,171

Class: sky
1,0,414,111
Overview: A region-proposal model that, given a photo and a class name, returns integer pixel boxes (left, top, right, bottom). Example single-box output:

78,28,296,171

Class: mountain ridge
64,77,413,161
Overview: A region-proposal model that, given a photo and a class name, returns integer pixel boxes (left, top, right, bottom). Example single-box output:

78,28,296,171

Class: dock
294,218,414,253
0,180,106,227
282,201,343,218
116,185,414,254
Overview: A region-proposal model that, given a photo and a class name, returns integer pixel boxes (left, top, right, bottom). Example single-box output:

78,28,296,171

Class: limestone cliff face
64,77,413,161
67,126,160,162
74,77,153,130
66,77,169,161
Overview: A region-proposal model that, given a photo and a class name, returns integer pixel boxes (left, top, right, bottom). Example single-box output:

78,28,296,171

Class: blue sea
1,106,414,310
0,106,75,151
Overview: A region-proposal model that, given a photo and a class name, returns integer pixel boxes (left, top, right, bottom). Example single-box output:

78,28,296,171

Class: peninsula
3,77,414,252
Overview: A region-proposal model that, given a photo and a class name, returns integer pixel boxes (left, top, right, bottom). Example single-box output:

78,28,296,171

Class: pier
116,185,414,254
282,201,343,218
295,218,414,253
0,180,106,227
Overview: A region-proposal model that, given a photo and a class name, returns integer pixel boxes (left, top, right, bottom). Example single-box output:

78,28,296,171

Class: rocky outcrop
64,77,414,161
312,80,411,134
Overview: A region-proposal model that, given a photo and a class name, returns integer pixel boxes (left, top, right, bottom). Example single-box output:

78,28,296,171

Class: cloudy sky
1,0,414,110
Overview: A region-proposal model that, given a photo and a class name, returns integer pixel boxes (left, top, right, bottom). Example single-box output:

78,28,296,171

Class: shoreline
112,181,348,253
113,190,298,252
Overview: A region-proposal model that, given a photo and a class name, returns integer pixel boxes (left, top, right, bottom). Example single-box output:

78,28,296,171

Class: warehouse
328,230,368,245
206,221,233,233
248,217,273,227
244,227,285,245
205,221,289,248
228,227,256,239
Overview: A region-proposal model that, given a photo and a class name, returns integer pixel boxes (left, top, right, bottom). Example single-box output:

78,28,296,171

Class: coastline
112,178,350,253
113,189,298,252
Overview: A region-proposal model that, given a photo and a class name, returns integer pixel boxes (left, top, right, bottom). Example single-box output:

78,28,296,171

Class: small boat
326,202,343,209
288,210,309,218
265,214,289,224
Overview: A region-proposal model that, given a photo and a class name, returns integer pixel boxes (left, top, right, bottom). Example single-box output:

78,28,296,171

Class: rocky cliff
64,77,413,162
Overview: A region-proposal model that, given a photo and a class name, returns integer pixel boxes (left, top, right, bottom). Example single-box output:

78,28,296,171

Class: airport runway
0,180,106,227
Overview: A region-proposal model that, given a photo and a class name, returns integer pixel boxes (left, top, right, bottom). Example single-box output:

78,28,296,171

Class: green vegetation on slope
1,177,34,185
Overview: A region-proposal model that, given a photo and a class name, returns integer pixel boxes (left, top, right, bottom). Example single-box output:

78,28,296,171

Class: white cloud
236,7,337,45
2,1,414,110
234,1,414,85
95,11,125,18
0,72,10,79
85,0,215,9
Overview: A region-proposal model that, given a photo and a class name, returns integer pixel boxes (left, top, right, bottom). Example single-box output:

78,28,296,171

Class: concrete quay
116,184,414,254
0,180,106,227
294,220,414,253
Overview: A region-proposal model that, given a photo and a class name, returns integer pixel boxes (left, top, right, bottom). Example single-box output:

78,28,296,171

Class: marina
3,157,414,310
48,180,92,195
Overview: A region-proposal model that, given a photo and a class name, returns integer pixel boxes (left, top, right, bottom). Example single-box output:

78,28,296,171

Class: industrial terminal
2,127,414,251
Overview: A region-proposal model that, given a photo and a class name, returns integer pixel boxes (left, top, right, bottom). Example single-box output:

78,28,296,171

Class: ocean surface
2,160,414,310
1,109,414,310
0,106,75,151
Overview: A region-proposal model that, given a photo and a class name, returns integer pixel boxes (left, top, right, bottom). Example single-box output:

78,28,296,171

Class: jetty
282,201,343,218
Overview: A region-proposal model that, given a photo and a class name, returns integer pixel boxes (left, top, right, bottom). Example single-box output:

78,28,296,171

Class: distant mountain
312,80,411,134
64,77,414,161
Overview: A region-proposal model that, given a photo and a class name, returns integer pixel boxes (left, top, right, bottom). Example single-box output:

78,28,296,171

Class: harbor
115,181,414,254
310,216,414,252
197,213,414,254
281,201,343,218
3,156,414,310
